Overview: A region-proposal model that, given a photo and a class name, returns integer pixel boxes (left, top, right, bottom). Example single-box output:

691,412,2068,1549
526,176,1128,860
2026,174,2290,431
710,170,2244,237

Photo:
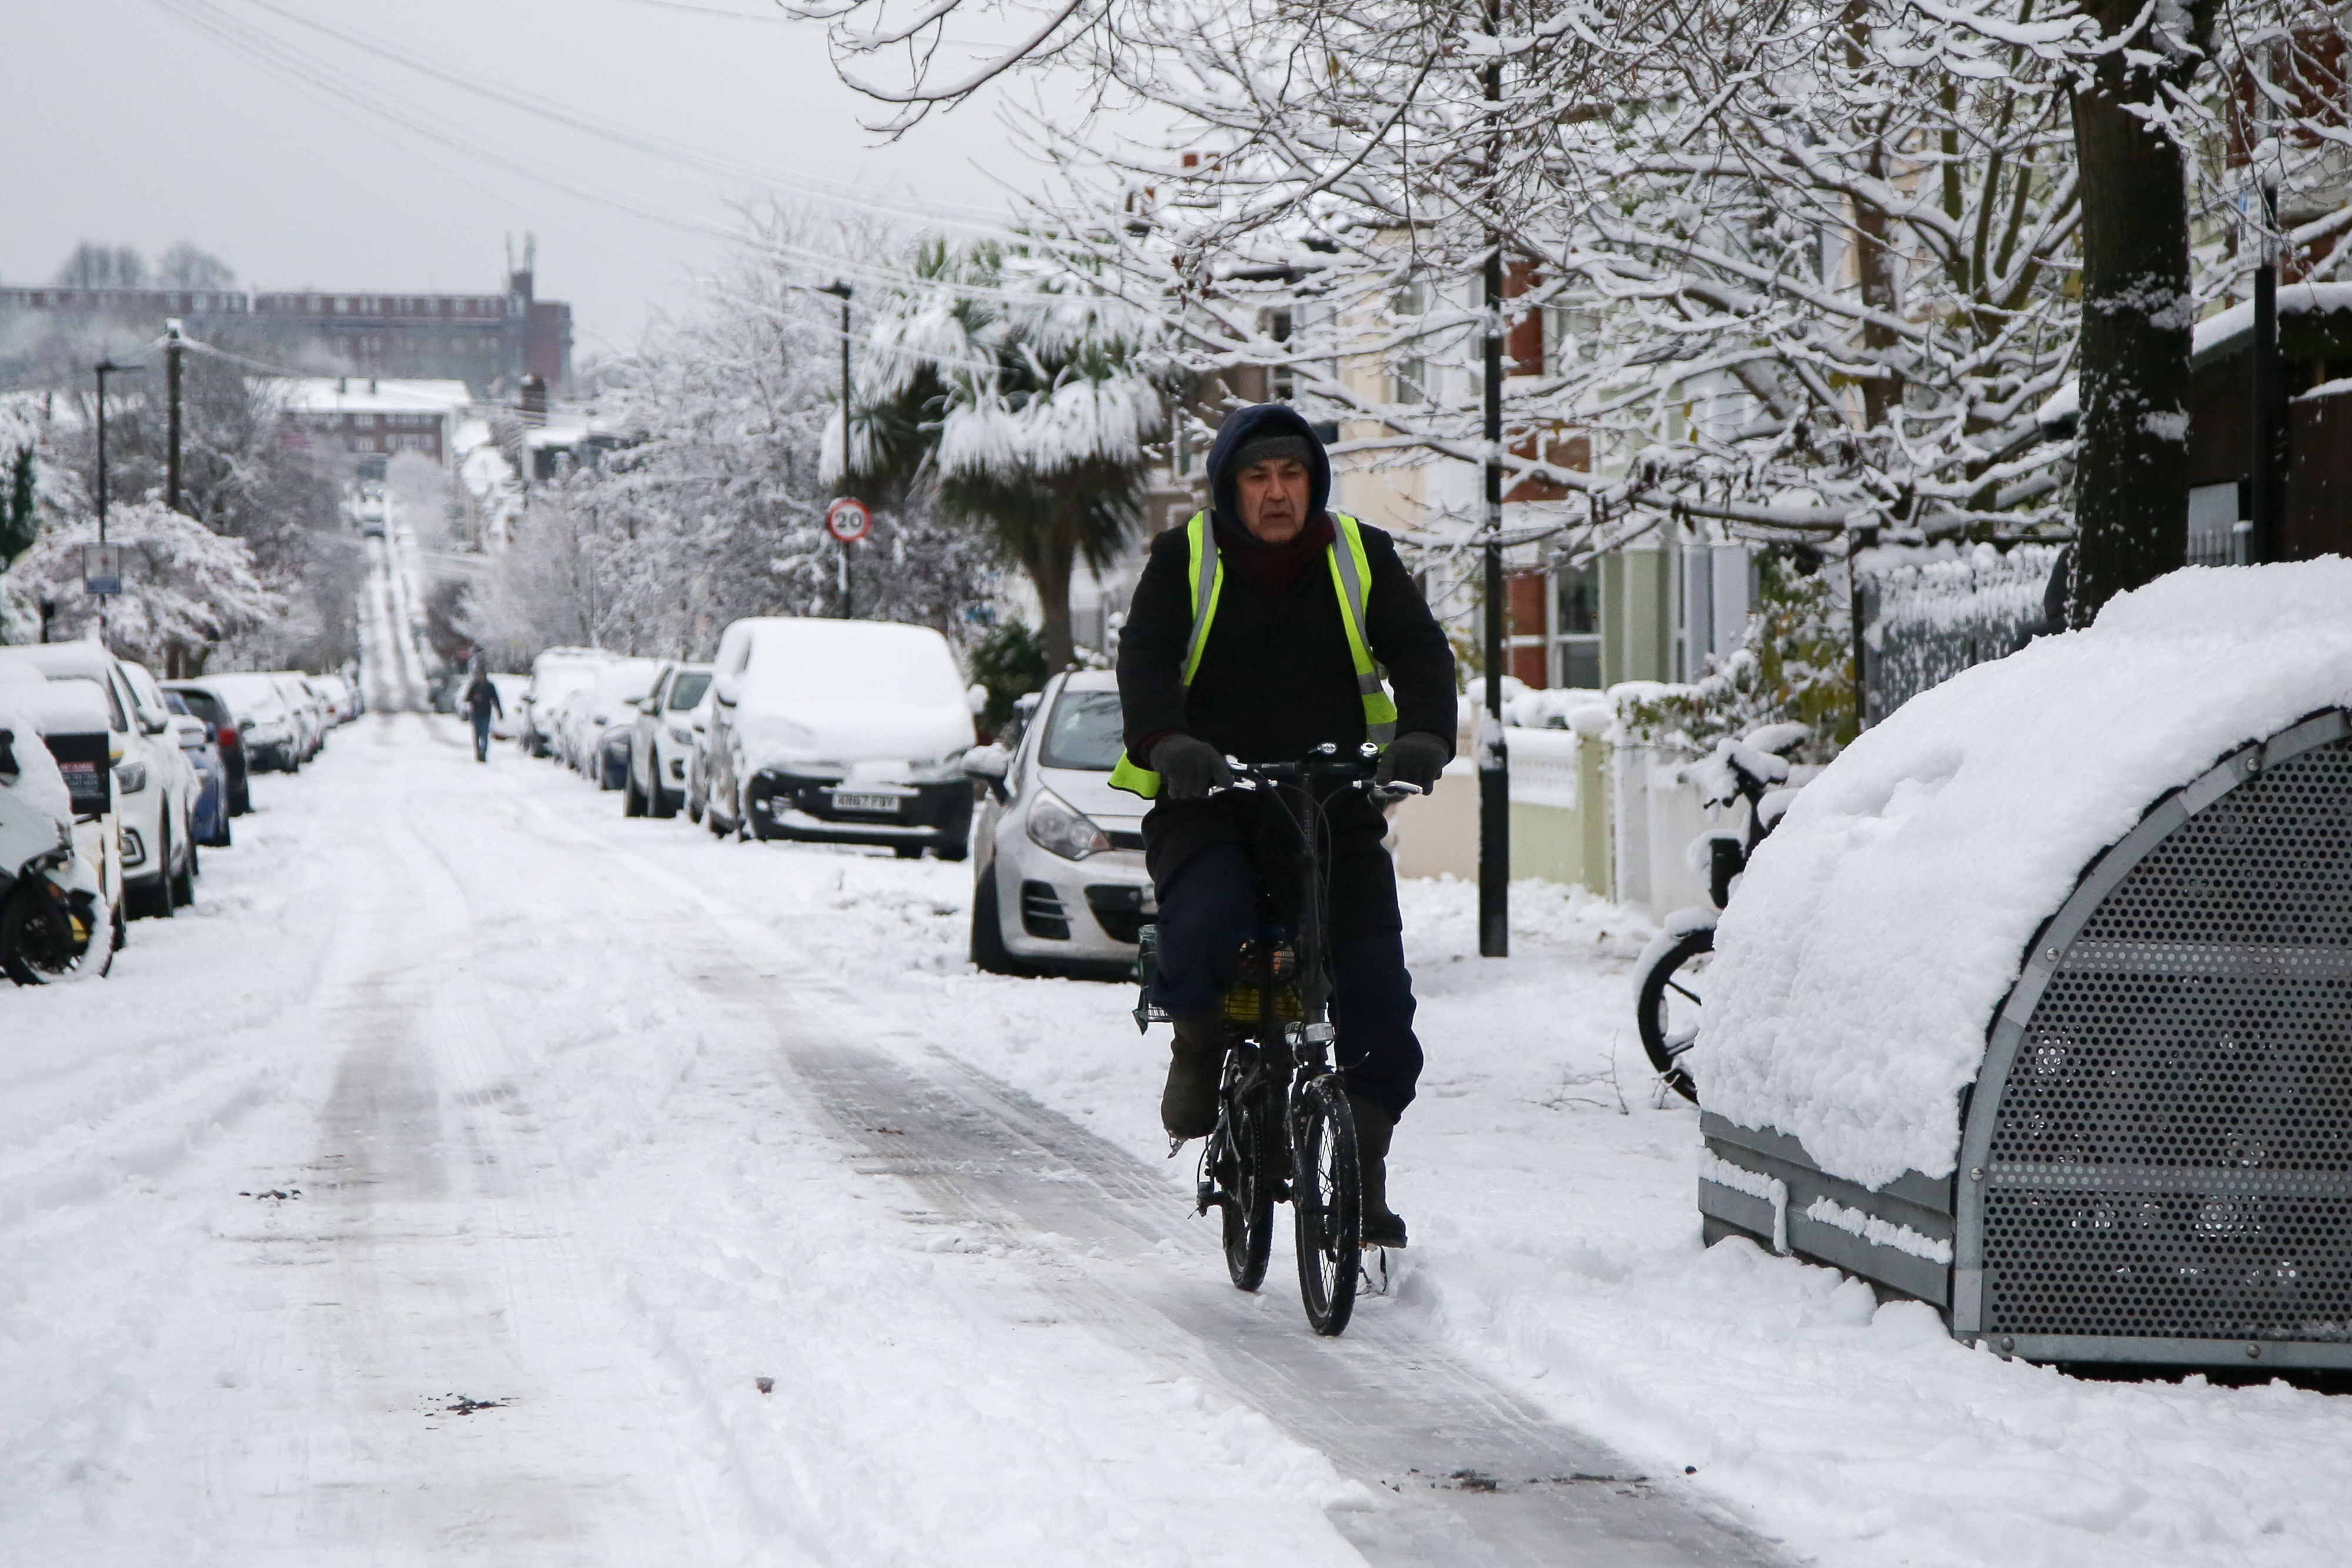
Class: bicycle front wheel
1215,1080,1278,1291
1291,1077,1362,1336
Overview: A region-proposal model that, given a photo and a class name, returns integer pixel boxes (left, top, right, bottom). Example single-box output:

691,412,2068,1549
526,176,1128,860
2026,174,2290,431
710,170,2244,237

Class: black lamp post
820,280,855,618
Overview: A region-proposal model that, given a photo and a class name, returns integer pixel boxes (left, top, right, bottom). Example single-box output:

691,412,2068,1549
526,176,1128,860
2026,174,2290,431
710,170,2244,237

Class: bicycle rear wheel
1291,1076,1362,1336
1635,925,1712,1104
1215,1079,1278,1290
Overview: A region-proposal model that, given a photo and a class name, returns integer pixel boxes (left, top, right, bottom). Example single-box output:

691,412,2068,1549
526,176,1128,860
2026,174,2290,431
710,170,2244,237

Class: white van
703,618,977,860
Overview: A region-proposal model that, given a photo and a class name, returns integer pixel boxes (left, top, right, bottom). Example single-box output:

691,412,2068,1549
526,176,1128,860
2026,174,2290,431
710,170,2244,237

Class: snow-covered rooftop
274,378,475,416
1700,559,2352,1189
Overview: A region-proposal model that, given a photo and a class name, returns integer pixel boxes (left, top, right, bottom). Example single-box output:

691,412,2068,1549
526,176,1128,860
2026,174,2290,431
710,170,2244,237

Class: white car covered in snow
703,617,975,859
574,657,663,790
961,670,1151,977
0,644,198,922
522,647,607,759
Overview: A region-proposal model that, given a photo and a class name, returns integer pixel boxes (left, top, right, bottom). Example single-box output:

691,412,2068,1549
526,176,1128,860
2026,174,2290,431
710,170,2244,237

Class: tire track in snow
778,1042,1788,1568
507,785,1789,1565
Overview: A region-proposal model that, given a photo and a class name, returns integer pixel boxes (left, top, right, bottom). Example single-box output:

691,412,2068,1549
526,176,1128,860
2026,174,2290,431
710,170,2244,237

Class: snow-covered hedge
1699,560,2352,1190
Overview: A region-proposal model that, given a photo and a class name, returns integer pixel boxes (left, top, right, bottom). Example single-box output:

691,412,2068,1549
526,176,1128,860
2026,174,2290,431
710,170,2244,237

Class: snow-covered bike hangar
1692,562,2352,1370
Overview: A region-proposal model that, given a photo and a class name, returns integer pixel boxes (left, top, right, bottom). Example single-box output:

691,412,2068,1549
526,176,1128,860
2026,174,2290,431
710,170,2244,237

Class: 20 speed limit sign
825,497,872,543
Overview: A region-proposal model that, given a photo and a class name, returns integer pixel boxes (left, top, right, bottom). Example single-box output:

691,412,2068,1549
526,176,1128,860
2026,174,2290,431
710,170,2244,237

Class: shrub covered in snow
1616,555,1856,766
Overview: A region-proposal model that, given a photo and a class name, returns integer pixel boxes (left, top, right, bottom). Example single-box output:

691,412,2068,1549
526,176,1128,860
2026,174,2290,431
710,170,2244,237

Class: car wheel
623,770,646,817
935,834,969,864
893,844,924,860
131,819,174,921
968,865,1027,976
173,835,197,908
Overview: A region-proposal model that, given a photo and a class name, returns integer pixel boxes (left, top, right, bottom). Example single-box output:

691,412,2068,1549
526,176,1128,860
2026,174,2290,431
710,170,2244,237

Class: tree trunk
2064,1,2211,624
1027,524,1078,671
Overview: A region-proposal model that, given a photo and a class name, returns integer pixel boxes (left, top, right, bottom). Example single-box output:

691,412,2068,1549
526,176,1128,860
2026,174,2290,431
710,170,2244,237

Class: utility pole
164,320,186,513
1477,0,1509,959
821,280,855,619
2249,46,2286,566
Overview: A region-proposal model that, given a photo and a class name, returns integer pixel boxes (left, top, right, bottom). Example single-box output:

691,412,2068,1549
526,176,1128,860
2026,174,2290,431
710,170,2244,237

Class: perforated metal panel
1980,735,2352,1345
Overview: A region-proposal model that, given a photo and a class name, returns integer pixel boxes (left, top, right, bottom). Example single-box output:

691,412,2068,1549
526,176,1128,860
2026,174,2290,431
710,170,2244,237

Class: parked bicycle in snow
1632,722,1810,1103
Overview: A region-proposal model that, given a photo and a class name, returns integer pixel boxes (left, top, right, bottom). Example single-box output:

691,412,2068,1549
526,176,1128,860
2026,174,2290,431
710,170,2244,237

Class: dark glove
1150,734,1233,801
1373,731,1449,794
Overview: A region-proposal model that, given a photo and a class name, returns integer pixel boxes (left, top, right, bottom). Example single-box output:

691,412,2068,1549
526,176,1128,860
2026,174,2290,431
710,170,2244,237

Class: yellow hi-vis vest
1108,511,1400,799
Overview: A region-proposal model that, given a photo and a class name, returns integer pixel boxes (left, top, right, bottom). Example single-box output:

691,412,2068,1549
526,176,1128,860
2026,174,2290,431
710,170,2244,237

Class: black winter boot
1347,1093,1408,1248
1161,1011,1228,1139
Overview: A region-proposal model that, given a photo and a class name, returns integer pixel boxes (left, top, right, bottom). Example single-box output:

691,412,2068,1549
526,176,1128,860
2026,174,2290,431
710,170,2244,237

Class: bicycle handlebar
1216,742,1424,798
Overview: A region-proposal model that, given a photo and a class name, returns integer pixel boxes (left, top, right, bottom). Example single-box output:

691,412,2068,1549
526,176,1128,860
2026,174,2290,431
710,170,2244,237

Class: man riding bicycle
1112,403,1456,1248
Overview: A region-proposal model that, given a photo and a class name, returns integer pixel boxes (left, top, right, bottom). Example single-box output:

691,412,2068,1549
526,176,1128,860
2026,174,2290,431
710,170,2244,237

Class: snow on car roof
0,641,116,682
1700,559,2352,1190
740,619,965,706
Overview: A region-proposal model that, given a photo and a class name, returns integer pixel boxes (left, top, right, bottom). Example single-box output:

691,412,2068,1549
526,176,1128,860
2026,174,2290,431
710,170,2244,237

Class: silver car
963,670,1152,978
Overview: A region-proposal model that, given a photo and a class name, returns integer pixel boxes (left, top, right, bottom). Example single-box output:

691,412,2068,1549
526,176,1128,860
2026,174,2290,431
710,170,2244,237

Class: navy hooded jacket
1115,404,1457,814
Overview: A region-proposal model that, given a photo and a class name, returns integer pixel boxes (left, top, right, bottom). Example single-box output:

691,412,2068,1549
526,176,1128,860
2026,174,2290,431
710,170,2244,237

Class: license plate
832,791,901,814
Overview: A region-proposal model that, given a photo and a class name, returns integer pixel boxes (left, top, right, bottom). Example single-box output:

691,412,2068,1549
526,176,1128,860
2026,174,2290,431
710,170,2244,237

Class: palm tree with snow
834,239,1175,669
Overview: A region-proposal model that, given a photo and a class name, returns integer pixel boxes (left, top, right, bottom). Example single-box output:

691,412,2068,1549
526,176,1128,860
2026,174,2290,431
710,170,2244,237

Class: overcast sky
5,0,1087,359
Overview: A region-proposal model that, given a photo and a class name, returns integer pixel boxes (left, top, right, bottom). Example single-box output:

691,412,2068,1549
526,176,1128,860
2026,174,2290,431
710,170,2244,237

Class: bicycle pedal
1195,1179,1217,1212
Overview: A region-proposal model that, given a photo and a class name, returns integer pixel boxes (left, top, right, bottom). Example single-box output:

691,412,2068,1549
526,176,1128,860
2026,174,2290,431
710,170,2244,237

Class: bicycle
1134,741,1409,1336
1632,723,1810,1104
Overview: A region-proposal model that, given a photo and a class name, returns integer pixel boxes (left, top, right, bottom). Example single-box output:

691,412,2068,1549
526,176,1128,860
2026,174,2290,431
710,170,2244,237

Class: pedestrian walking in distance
463,664,502,763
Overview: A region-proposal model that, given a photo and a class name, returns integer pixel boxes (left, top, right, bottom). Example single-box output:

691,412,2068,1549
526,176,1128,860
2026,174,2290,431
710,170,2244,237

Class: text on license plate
832,791,902,814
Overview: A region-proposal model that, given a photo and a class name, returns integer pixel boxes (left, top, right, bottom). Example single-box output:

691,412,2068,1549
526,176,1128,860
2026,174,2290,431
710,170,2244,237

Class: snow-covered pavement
5,712,2351,1566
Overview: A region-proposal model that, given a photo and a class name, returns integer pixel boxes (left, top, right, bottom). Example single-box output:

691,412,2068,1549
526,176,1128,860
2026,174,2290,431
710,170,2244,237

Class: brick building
0,260,570,400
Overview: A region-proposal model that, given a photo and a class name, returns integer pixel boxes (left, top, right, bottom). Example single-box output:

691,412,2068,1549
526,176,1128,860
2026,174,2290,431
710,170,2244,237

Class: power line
242,0,1020,233
149,0,1106,310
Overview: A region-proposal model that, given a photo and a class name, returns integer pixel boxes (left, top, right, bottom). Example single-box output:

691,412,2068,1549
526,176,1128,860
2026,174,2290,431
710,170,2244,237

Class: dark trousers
472,710,493,761
1149,839,1424,1119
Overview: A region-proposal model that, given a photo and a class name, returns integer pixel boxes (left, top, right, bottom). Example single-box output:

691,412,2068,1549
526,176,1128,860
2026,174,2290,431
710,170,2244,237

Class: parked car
162,691,232,848
187,673,300,774
268,673,328,762
163,677,265,803
961,670,1151,977
704,617,977,858
574,658,664,789
312,673,358,726
521,647,608,758
0,644,198,920
0,664,112,982
626,662,711,818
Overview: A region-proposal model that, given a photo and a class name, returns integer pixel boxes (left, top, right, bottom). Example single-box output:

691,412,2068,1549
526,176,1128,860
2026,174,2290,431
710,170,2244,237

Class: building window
1556,562,1602,690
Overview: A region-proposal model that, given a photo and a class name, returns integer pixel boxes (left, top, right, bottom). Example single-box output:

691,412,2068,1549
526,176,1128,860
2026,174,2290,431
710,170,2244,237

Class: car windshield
666,672,711,711
1037,688,1123,771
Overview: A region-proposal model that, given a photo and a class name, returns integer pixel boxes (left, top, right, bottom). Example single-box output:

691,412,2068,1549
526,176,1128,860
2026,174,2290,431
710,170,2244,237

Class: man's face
1235,456,1312,544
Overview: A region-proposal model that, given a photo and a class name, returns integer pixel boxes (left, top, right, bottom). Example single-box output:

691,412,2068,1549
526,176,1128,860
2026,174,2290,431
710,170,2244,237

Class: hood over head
1205,403,1331,534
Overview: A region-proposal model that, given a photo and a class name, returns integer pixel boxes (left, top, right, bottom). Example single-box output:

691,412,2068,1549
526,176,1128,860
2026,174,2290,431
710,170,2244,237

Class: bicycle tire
1215,1078,1278,1291
1292,1076,1362,1336
1635,925,1712,1104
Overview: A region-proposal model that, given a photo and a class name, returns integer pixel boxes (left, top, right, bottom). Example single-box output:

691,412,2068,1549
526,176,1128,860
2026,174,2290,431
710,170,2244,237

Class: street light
93,358,147,646
94,358,147,550
820,280,856,618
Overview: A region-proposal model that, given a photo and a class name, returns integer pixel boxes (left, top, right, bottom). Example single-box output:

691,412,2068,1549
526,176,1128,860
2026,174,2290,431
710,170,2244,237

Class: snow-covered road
11,713,2352,1564
5,534,2350,1565
0,711,1770,1564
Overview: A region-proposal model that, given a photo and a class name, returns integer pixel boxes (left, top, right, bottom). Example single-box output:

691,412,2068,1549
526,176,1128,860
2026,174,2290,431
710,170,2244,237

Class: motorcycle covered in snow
0,676,113,985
